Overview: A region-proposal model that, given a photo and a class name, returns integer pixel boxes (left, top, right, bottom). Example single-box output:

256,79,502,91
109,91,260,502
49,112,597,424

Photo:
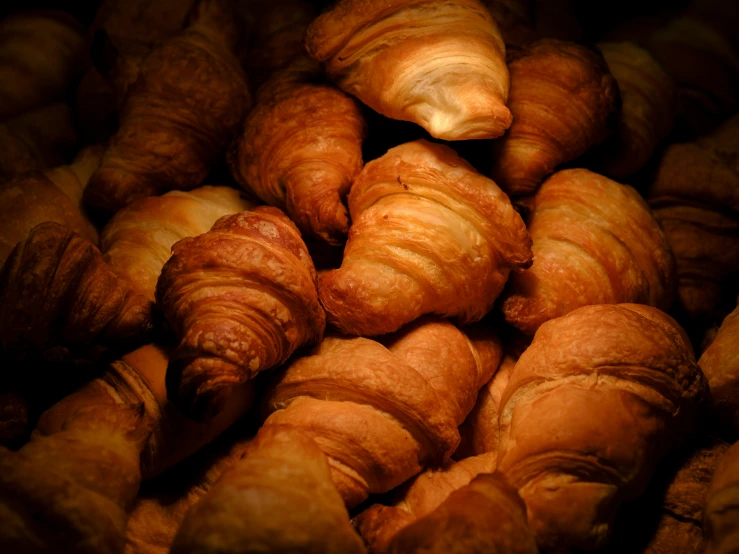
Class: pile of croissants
0,0,738,552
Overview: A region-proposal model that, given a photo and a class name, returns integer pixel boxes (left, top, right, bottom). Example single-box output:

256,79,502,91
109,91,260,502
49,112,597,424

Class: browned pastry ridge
490,38,620,197
319,139,532,336
228,56,366,245
305,0,512,140
704,440,739,554
0,222,151,359
496,304,709,551
501,168,676,335
83,0,252,216
156,207,325,422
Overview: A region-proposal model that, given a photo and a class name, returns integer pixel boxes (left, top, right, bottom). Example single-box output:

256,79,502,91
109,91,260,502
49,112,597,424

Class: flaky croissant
84,0,251,216
502,169,676,335
228,56,366,245
490,39,620,196
497,304,708,551
320,139,532,336
156,207,325,422
0,223,151,358
704,440,739,554
305,0,512,140
101,186,258,303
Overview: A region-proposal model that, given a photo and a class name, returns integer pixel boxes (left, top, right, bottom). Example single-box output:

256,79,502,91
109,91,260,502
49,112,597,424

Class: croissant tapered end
305,0,512,140
491,39,620,196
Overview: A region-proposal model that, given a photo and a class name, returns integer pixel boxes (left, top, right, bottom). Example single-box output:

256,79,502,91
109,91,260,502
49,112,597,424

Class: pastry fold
320,139,532,336
305,0,512,140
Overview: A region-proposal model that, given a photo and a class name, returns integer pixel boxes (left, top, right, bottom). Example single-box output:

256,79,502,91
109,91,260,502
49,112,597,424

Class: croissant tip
165,356,236,423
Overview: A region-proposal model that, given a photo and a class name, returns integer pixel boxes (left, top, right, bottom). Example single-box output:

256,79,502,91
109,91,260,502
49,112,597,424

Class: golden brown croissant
84,0,252,217
502,168,676,335
0,222,151,358
0,145,102,262
648,115,739,321
593,41,676,178
0,401,151,553
497,304,708,551
101,186,258,303
699,302,739,436
305,0,512,140
704,440,739,554
156,206,325,421
170,424,367,554
319,139,532,336
0,10,87,120
228,56,366,245
490,39,620,197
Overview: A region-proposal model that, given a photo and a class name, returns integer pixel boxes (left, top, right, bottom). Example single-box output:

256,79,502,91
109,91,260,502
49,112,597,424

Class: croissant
480,0,534,47
0,223,151,358
0,145,102,262
319,140,532,337
648,115,739,321
101,186,258,303
0,10,86,119
699,302,739,436
228,57,366,245
305,0,512,140
593,41,676,178
156,206,325,421
704,440,739,554
170,424,366,554
490,39,620,197
83,0,252,217
501,168,676,335
497,304,708,551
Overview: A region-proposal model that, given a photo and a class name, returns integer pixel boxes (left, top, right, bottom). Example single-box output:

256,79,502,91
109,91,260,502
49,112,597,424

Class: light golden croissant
84,0,252,217
319,139,532,336
699,302,739,436
0,145,102,262
0,222,151,358
490,39,620,196
101,186,258,303
502,168,676,335
704,440,739,554
0,11,86,120
170,425,367,554
305,0,512,140
228,56,366,245
648,115,739,321
594,41,676,178
156,207,325,421
497,304,708,551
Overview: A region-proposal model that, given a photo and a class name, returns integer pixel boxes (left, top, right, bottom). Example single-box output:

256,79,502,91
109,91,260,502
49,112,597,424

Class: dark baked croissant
305,0,512,140
704,440,739,554
320,139,532,336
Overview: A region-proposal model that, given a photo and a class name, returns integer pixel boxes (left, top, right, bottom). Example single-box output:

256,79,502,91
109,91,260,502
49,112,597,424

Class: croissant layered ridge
319,139,532,337
156,207,325,422
84,0,251,216
305,0,512,140
497,304,708,551
502,169,676,335
229,57,366,245
491,39,620,196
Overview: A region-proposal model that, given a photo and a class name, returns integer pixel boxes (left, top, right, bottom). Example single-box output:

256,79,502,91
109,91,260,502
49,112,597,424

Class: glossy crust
705,440,739,554
156,207,325,422
497,304,708,551
101,186,258,303
229,57,366,245
0,222,151,358
490,39,620,196
699,302,739,436
502,169,676,335
84,0,251,216
595,42,676,178
320,140,532,336
305,0,512,140
170,425,366,554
